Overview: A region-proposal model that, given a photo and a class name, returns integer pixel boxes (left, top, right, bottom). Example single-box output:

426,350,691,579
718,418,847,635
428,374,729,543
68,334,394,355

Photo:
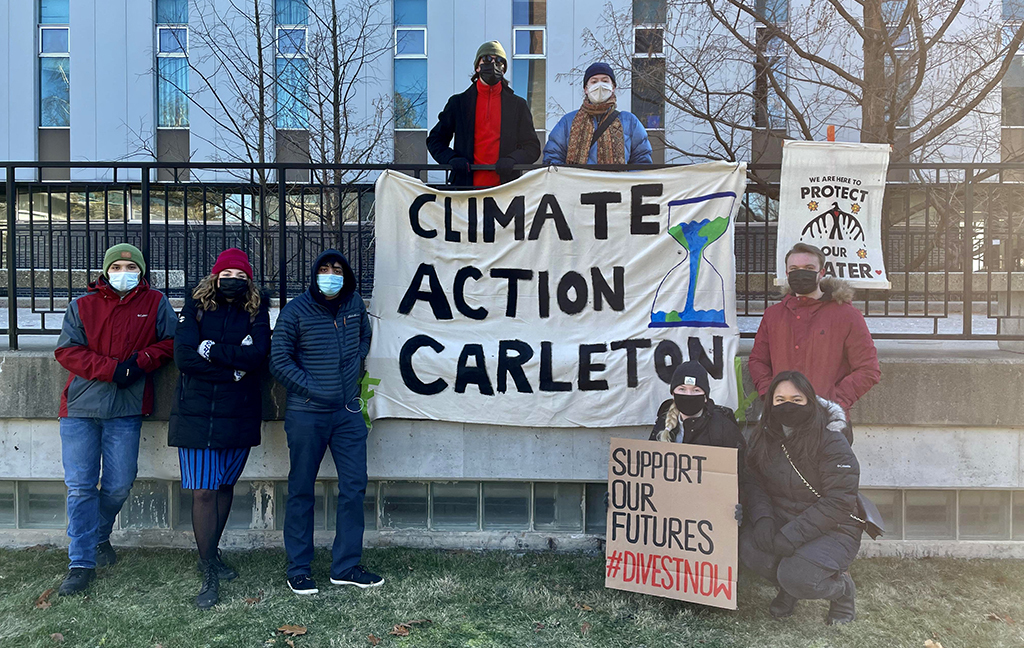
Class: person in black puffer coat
741,370,861,625
649,361,747,525
169,248,271,609
269,249,382,595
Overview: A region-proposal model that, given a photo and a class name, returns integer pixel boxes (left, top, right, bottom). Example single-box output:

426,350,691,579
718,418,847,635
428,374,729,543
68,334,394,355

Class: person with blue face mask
53,243,177,596
269,250,381,595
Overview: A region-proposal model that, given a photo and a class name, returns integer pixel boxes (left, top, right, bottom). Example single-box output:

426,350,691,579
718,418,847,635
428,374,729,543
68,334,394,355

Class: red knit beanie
211,248,254,278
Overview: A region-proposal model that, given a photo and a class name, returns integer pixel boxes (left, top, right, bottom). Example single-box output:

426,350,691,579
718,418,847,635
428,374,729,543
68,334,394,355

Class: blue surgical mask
108,271,140,292
317,273,344,297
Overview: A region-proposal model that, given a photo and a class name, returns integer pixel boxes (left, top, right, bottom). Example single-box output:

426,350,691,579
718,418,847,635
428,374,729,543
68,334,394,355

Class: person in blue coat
269,249,382,595
543,62,653,166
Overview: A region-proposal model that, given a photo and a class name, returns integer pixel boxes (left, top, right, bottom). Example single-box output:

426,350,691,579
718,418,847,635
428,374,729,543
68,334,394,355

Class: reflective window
277,27,306,57
380,482,428,528
534,483,583,532
0,481,14,529
513,28,545,56
158,27,188,54
512,58,546,130
584,483,607,534
1013,491,1024,540
157,57,189,128
633,0,666,24
394,58,428,129
396,28,426,57
482,482,530,530
276,0,309,25
121,481,170,529
905,490,956,540
157,0,188,24
18,482,66,529
959,490,1011,540
755,0,789,23
40,27,70,54
276,58,310,130
631,57,664,129
513,0,546,25
431,482,480,530
862,489,902,540
226,482,255,530
394,0,428,25
40,57,71,127
634,28,663,56
40,0,69,24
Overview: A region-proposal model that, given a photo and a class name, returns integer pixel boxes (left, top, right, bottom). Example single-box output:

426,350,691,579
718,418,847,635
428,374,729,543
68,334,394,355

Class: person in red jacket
53,243,177,596
748,243,880,416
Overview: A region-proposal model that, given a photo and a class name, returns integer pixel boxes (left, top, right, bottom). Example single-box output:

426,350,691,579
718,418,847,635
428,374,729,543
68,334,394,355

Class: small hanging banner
776,141,891,289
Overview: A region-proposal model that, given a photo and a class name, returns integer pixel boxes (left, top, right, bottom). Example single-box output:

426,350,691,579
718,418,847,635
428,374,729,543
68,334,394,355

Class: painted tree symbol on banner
650,197,731,328
801,202,865,241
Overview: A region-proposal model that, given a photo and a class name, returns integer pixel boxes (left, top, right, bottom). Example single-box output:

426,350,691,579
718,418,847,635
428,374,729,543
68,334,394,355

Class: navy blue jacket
169,289,271,449
269,250,371,413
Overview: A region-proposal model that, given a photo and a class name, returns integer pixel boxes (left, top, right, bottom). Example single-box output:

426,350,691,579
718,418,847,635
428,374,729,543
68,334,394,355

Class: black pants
739,526,847,601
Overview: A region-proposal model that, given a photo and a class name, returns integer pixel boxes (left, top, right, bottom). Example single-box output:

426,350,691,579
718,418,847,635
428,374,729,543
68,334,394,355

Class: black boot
95,541,117,568
825,571,856,625
769,588,798,619
58,568,95,596
197,550,238,582
195,563,220,610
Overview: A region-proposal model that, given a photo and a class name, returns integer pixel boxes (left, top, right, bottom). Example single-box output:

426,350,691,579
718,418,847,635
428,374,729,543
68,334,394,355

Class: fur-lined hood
781,276,855,305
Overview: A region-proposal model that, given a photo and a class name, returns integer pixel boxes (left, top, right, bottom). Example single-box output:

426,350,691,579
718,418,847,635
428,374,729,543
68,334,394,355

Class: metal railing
3,161,1024,349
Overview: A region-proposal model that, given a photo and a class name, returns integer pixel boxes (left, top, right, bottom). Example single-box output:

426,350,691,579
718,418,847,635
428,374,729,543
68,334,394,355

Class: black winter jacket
745,420,862,571
269,250,371,413
426,82,541,187
168,291,271,449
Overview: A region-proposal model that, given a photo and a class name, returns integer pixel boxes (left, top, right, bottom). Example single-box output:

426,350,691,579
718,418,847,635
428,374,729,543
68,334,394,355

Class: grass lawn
1,547,1023,648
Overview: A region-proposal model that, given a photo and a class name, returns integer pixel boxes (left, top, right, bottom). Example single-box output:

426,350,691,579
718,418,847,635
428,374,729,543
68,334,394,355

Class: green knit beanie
103,243,146,276
475,40,507,65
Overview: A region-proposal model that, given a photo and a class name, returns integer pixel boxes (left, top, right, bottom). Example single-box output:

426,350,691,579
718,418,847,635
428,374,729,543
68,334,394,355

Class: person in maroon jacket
748,243,880,417
53,243,177,596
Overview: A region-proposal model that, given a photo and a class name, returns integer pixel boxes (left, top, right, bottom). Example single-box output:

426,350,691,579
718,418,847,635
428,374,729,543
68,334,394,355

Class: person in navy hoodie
270,250,381,595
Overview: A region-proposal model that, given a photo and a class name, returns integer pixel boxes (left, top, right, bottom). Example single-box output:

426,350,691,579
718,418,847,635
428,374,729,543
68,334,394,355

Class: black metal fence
4,161,1024,348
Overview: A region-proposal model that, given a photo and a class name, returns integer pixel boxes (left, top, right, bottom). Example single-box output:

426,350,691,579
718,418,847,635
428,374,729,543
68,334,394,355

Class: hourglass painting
650,195,733,329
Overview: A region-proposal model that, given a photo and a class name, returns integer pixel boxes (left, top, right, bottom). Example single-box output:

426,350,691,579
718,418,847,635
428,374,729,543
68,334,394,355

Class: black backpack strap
590,110,620,147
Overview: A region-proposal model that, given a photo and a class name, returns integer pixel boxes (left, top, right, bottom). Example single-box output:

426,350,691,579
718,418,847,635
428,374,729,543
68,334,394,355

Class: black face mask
788,269,820,296
674,393,707,417
478,62,504,86
218,277,248,300
773,401,815,428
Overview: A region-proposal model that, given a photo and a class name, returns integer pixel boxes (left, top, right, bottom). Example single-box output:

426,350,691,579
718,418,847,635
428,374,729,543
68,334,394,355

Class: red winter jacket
748,277,880,411
55,277,177,418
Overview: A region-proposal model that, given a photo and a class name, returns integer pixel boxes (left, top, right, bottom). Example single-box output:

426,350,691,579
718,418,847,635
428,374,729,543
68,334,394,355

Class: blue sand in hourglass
650,216,729,328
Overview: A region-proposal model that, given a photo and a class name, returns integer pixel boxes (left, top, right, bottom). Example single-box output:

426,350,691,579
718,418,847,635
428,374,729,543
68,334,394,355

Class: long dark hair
746,371,827,473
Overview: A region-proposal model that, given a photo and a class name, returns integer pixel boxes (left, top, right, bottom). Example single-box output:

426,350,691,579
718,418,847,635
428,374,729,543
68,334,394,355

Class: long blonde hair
656,403,681,443
192,274,261,316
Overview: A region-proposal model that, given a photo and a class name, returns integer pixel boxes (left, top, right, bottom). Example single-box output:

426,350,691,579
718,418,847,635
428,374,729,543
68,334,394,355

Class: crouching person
54,244,177,595
169,249,271,609
270,250,382,595
740,371,861,625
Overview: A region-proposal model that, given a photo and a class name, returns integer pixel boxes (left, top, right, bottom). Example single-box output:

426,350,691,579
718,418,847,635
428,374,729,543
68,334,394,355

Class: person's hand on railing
495,157,516,175
448,157,470,175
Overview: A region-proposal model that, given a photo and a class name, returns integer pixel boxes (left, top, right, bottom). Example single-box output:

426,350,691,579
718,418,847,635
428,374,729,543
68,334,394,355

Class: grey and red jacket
55,277,177,418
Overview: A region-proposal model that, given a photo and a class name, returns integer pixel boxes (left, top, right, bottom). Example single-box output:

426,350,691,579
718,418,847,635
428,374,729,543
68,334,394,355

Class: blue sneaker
330,565,384,589
287,574,319,595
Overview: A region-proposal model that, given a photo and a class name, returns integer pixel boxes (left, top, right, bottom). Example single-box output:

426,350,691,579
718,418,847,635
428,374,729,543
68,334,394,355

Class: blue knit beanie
584,62,616,86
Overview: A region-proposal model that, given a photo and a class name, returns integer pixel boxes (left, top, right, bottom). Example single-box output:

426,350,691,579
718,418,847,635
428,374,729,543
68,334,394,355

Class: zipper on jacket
208,383,217,447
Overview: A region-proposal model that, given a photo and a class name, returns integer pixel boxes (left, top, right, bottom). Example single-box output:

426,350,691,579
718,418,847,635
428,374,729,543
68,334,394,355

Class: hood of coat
781,276,855,305
309,249,356,305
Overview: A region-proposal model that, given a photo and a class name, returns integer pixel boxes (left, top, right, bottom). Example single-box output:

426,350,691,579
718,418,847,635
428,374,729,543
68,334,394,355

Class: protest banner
366,164,745,427
776,141,891,289
604,437,738,609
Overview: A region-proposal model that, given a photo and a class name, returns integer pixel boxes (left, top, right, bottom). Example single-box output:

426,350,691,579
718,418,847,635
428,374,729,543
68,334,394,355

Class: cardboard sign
776,141,891,289
367,165,745,427
604,437,738,610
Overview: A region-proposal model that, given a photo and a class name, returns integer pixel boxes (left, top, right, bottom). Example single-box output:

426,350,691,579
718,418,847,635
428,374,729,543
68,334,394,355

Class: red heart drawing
875,270,882,275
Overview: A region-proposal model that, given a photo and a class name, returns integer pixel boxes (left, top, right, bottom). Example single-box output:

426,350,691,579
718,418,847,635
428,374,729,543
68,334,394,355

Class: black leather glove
753,517,776,554
495,157,516,175
773,532,797,557
112,353,143,389
449,157,471,175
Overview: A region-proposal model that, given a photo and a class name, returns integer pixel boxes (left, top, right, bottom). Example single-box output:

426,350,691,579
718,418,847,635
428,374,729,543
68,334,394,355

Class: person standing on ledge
270,250,380,595
54,243,177,596
427,40,541,188
543,62,653,166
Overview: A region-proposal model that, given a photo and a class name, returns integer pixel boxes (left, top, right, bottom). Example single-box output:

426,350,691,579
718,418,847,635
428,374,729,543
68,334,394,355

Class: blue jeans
284,405,368,579
59,416,142,569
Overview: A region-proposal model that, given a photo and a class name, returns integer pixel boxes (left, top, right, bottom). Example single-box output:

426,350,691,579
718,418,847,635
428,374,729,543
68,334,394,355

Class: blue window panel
394,58,427,129
40,0,69,24
632,0,666,25
514,29,544,56
156,0,188,24
157,57,189,128
513,0,546,26
40,57,70,127
276,0,309,25
277,28,306,56
1005,0,1024,20
755,0,788,22
41,28,69,54
158,28,188,54
276,57,309,130
396,29,426,56
394,0,427,26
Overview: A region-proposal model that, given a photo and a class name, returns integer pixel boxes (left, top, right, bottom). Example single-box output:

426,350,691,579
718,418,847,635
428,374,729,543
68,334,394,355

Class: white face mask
108,271,140,292
586,81,614,104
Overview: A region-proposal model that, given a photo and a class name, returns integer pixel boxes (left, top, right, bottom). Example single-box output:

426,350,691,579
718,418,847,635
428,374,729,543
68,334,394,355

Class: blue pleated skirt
178,447,251,490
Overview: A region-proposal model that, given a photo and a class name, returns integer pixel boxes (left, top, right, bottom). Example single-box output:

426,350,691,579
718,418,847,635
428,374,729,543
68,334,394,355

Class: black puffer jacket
168,290,271,449
745,421,862,571
269,250,370,413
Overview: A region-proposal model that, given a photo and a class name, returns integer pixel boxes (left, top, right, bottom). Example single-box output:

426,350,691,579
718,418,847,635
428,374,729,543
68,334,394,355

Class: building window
632,0,665,162
276,0,309,131
39,1,70,129
753,27,787,132
394,0,428,164
755,0,788,23
512,0,546,140
156,3,189,130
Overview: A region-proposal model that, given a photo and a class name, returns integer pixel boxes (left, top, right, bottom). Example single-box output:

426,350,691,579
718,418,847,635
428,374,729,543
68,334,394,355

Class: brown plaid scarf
565,98,625,165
